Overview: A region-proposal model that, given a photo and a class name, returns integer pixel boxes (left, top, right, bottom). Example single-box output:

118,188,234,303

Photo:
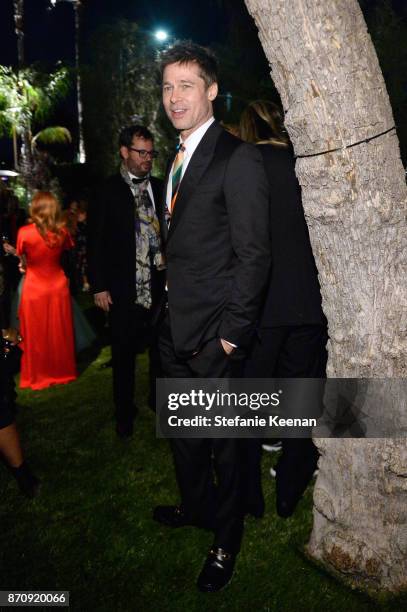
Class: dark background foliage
0,0,406,180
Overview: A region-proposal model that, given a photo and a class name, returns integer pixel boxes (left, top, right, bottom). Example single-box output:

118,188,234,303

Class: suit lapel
166,122,222,242
118,174,135,210
150,177,164,220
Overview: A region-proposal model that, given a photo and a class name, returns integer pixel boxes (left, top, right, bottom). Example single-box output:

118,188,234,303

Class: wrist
220,338,236,354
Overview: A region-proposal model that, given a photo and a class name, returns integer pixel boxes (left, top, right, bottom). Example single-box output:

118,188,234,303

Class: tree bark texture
244,0,406,592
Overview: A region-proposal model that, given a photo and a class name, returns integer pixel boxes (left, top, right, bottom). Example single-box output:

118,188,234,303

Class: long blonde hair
29,192,66,247
240,100,289,147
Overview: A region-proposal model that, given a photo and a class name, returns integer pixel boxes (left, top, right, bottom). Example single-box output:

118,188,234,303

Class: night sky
0,0,233,165
0,0,228,67
1,0,405,68
0,0,406,167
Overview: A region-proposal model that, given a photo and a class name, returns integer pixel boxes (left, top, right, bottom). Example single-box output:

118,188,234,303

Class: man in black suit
153,42,271,592
239,101,328,519
88,125,165,438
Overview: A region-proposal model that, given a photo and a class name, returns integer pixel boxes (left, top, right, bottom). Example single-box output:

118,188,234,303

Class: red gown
17,224,77,390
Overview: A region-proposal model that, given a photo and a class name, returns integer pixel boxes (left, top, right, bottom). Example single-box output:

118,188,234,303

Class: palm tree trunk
13,0,24,67
244,0,407,592
74,1,86,163
13,0,33,186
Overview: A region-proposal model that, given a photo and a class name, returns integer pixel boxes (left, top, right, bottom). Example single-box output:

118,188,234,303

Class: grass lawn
0,344,405,611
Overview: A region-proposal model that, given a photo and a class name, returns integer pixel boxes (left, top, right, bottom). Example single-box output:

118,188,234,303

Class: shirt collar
128,170,149,182
180,116,215,157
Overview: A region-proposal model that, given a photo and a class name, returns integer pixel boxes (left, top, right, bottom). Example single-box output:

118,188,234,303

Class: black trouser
245,324,328,378
159,313,246,554
0,340,19,429
109,301,161,426
243,324,328,507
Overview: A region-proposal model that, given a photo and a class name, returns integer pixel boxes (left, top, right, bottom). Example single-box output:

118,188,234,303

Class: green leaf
31,126,72,147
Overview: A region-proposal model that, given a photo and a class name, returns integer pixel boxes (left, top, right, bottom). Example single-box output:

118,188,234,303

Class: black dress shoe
197,547,236,592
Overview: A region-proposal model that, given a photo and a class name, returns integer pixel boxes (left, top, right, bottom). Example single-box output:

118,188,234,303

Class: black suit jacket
87,172,165,307
257,144,325,327
0,216,9,329
0,259,8,329
160,121,271,357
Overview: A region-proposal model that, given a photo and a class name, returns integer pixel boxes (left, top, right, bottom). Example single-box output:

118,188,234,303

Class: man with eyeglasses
88,125,165,438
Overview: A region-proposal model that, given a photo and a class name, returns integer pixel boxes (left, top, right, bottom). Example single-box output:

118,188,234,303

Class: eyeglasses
128,147,159,159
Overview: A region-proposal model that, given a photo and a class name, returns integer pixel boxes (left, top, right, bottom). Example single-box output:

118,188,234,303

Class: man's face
162,61,218,140
120,136,154,176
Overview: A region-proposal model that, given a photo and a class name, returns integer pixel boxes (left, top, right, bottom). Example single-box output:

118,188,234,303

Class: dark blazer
87,173,165,306
0,216,9,329
160,121,271,357
0,260,8,329
257,144,325,327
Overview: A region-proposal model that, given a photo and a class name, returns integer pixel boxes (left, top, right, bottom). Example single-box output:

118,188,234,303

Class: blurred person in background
1,192,27,294
240,100,328,518
72,199,90,293
1,214,40,498
16,192,77,390
88,125,165,439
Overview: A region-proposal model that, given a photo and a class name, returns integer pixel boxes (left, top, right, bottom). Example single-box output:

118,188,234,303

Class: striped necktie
170,144,185,213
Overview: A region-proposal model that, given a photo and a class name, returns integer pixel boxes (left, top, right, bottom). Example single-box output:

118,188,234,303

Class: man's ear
120,146,129,160
207,82,218,102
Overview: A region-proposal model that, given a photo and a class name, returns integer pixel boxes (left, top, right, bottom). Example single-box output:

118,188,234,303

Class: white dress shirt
165,116,215,210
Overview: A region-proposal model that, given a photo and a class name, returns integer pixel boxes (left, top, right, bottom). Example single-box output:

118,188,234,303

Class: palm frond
31,126,72,148
0,64,72,130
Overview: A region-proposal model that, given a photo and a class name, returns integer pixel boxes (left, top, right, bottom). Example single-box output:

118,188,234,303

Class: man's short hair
160,40,218,88
119,125,153,148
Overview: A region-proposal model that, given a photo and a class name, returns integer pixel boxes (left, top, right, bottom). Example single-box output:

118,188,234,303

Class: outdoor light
50,0,77,5
0,170,20,178
154,30,168,42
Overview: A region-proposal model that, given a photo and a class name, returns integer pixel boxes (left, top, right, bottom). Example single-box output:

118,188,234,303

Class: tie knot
176,143,185,153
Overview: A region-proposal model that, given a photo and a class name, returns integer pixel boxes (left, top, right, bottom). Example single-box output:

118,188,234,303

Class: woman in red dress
17,192,77,390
